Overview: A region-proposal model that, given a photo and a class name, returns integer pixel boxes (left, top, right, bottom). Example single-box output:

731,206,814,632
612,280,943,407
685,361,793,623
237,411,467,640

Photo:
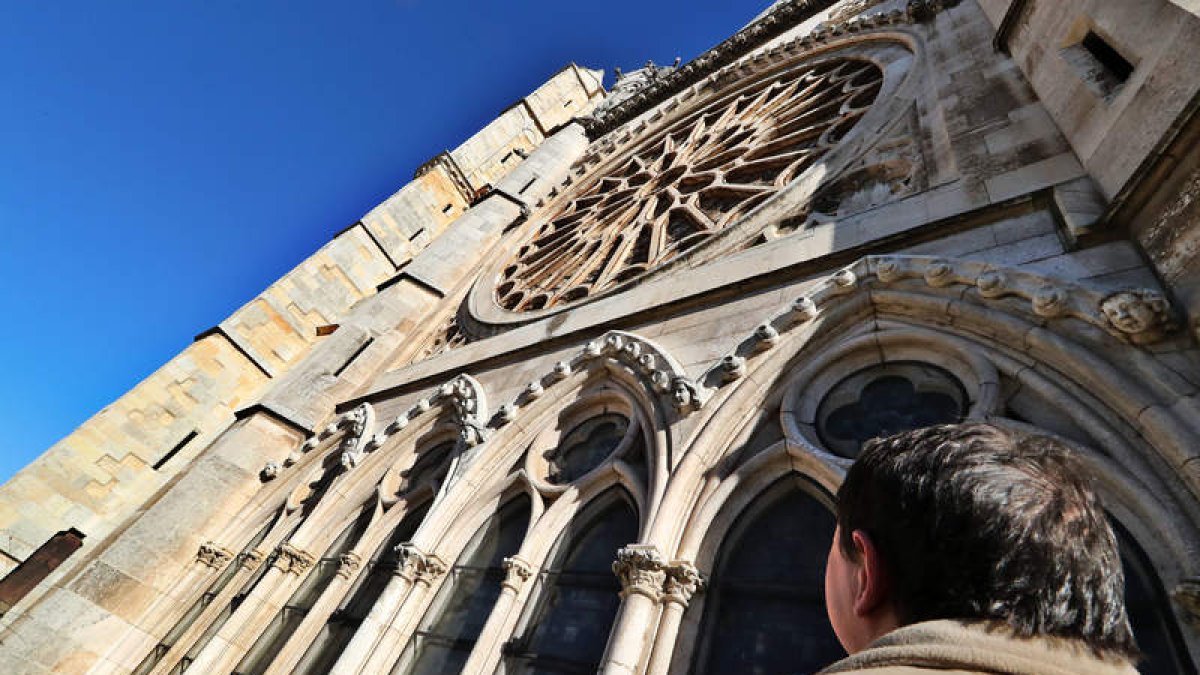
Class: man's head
824,423,1138,659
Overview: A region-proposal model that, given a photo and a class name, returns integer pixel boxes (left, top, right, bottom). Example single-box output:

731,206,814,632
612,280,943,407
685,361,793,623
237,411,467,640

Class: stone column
1175,577,1200,631
460,556,535,673
354,545,446,674
184,543,316,674
600,545,666,675
262,552,364,675
327,543,435,675
644,562,704,675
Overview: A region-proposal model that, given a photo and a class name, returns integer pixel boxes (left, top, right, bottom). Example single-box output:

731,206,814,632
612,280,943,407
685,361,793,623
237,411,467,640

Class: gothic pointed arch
394,494,532,674
504,488,640,674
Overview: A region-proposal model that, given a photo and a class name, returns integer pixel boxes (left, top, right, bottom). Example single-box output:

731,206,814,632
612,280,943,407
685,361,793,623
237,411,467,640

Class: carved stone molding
492,331,702,429
364,374,490,455
196,542,234,570
272,543,316,576
662,561,706,607
337,552,363,580
502,556,536,592
1175,578,1200,630
613,545,667,601
279,402,376,473
702,255,1181,393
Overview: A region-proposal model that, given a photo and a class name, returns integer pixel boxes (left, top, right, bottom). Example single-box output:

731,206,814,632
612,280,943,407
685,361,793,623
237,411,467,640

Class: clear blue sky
0,1,768,483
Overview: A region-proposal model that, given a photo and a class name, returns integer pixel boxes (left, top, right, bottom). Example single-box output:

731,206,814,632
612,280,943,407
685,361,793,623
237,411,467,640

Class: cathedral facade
2,0,1200,673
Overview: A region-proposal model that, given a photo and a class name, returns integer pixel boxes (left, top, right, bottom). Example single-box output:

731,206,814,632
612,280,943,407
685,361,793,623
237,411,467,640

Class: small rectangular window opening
1062,30,1134,100
562,98,575,108
0,528,86,614
153,430,198,471
408,228,426,242
441,203,454,214
500,151,514,164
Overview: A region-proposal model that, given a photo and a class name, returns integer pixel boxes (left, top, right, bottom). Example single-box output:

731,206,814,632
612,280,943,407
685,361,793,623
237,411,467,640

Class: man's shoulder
817,620,1139,675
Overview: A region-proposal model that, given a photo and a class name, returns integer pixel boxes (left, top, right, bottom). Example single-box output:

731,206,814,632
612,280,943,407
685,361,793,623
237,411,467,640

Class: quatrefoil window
547,414,628,484
495,56,885,312
816,362,967,458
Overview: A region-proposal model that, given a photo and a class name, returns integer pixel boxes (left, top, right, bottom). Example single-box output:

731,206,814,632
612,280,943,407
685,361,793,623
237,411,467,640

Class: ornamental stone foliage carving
396,543,448,583
240,549,266,571
662,562,706,606
495,56,884,312
364,374,490,454
272,544,316,576
613,545,667,600
336,552,363,579
502,556,535,592
491,331,701,428
196,542,233,570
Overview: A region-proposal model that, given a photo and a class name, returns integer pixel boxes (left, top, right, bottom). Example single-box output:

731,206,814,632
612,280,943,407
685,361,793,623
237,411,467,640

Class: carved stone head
1101,290,1172,341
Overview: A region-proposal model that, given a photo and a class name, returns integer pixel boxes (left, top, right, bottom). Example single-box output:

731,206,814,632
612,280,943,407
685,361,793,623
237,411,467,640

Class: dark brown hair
836,423,1138,660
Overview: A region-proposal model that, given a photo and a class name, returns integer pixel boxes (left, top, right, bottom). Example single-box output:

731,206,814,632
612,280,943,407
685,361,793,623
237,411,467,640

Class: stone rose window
815,361,967,458
495,57,885,312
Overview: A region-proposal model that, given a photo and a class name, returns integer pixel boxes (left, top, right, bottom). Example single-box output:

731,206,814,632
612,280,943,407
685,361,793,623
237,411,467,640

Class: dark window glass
0,528,85,616
549,415,628,484
816,362,966,458
293,502,432,675
233,507,372,675
507,493,639,674
691,477,843,675
1113,520,1197,675
396,496,531,675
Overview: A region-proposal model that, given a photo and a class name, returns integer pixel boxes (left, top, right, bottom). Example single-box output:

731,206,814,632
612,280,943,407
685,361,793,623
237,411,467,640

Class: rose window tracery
495,57,885,312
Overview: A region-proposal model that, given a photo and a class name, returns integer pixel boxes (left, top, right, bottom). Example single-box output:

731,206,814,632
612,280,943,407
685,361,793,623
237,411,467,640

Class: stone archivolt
495,57,884,313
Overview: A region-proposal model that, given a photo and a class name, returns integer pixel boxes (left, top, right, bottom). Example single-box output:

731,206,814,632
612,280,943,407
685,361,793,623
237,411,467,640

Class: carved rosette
502,556,535,592
613,545,667,600
662,562,706,607
272,543,316,576
196,542,234,570
337,552,363,579
1174,578,1200,630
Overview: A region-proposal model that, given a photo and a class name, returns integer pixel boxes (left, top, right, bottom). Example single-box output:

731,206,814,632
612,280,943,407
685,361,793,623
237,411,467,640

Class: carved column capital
240,548,267,571
396,543,447,584
1174,578,1200,630
337,552,363,579
662,561,705,607
502,556,535,592
613,545,666,600
272,543,316,575
196,542,233,570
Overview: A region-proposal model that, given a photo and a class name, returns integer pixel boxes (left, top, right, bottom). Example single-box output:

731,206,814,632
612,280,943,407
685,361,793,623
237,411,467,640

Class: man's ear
850,529,891,617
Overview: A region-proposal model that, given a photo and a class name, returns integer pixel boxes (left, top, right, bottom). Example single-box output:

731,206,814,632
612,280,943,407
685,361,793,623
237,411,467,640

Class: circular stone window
494,56,886,313
815,362,967,459
546,414,629,484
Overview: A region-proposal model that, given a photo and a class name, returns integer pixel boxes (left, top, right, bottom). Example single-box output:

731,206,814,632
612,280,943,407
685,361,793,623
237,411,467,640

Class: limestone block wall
0,63,606,583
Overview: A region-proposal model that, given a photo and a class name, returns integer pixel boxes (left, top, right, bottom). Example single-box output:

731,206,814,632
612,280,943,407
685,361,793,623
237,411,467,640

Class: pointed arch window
291,501,431,674
233,506,373,675
395,495,532,674
690,476,843,674
506,492,639,674
1113,520,1197,675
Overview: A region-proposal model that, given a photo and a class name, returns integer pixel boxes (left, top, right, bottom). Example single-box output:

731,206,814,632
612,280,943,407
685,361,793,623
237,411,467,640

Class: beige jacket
819,620,1139,675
